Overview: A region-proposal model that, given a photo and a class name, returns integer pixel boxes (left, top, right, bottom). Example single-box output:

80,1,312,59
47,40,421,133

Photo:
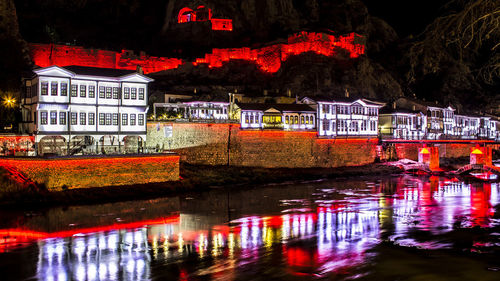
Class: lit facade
184,101,229,120
313,99,383,138
21,65,153,155
379,111,427,140
426,106,455,139
238,104,316,130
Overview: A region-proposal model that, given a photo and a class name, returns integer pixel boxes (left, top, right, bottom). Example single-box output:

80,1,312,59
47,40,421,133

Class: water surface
1,175,500,280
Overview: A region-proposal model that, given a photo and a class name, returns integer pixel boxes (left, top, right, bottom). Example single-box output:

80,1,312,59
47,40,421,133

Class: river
0,175,499,280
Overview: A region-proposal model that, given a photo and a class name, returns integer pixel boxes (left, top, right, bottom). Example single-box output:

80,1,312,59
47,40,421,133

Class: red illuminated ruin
178,6,232,31
29,32,365,74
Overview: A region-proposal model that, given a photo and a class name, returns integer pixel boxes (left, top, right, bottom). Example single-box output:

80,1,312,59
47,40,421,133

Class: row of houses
18,65,500,155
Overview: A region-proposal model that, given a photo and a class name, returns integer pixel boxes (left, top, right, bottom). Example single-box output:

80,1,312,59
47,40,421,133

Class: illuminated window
122,113,128,125
50,111,57,124
112,113,118,125
294,116,298,124
59,112,66,125
105,87,112,99
88,86,95,98
71,85,77,97
89,113,95,125
40,111,48,124
61,83,68,96
99,113,105,125
139,88,145,100
124,87,130,99
80,112,86,125
99,86,105,98
245,114,249,124
80,85,86,97
130,114,136,126
301,116,304,124
131,88,137,99
71,112,77,125
113,87,119,99
138,114,144,126
250,115,254,123
286,116,289,124
51,82,58,96
41,82,48,95
105,113,111,125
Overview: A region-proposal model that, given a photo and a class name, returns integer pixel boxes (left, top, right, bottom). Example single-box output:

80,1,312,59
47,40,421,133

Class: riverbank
0,162,402,209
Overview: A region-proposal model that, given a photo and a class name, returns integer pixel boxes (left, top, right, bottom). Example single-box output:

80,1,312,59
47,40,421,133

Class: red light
30,32,365,74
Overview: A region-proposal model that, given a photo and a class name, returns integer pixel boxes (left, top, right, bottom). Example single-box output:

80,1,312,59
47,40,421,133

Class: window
26,84,32,98
41,82,48,95
124,87,130,99
294,116,298,124
80,85,86,97
59,112,66,125
89,113,95,125
99,86,105,98
61,83,67,96
88,86,95,98
130,114,136,126
139,88,145,100
80,112,86,125
285,116,289,124
122,113,128,125
99,113,105,125
301,116,304,124
105,113,111,125
244,114,249,124
50,111,57,124
105,87,112,99
112,113,118,125
113,87,119,99
71,112,77,125
41,111,48,124
250,115,254,123
71,85,77,97
51,82,58,96
131,88,137,99
322,119,329,131
138,114,144,126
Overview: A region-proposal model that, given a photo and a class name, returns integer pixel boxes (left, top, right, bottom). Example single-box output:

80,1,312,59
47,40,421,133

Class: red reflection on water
470,183,493,227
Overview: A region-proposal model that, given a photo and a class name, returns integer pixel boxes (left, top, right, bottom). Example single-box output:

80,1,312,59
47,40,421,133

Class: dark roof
237,103,315,112
380,107,422,114
300,95,383,106
184,95,229,103
63,65,137,77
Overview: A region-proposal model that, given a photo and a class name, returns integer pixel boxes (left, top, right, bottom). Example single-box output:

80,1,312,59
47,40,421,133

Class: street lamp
2,96,16,108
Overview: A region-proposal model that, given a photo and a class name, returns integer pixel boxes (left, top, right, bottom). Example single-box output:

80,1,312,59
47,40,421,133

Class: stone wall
147,122,378,168
0,154,180,190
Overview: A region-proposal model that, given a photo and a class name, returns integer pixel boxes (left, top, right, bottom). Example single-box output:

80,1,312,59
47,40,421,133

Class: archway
123,136,144,154
38,136,67,156
178,7,195,23
69,136,96,155
99,135,121,155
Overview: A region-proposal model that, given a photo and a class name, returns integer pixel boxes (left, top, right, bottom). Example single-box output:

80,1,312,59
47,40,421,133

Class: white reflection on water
26,177,500,280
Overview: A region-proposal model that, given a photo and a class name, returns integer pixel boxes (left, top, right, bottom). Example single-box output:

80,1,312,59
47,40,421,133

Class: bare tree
407,0,499,85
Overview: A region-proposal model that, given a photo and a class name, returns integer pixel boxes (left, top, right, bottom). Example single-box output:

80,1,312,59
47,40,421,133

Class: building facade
237,103,316,130
303,98,383,138
21,65,153,155
379,110,427,140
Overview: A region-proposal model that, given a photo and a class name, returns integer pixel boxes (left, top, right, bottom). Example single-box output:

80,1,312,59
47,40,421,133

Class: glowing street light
2,96,16,108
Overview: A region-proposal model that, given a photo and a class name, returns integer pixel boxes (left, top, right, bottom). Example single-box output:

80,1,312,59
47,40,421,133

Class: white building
21,65,153,155
184,101,229,120
426,106,455,139
237,103,316,130
379,109,427,140
300,97,384,138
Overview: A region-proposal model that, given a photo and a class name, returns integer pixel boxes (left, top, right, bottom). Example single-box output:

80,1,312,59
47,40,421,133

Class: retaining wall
0,154,180,190
147,122,378,168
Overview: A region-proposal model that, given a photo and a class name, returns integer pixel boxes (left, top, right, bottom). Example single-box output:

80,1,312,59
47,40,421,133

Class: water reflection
0,176,499,280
